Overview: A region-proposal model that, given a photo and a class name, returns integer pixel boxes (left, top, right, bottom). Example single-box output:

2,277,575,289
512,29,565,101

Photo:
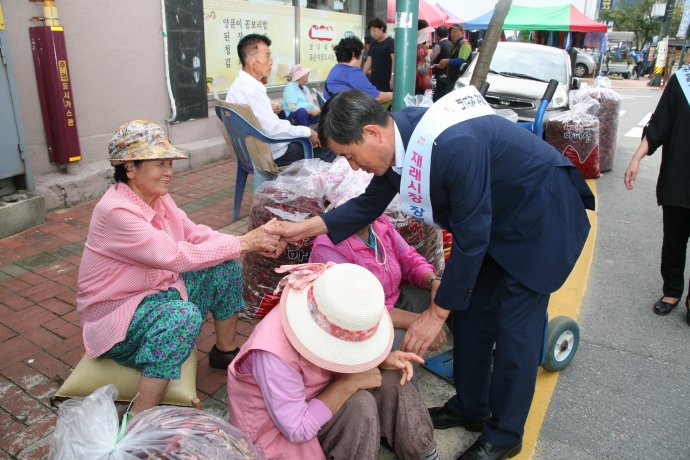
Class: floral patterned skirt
102,259,244,380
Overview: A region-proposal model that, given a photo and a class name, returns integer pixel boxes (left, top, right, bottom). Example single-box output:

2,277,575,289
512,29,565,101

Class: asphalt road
534,88,690,459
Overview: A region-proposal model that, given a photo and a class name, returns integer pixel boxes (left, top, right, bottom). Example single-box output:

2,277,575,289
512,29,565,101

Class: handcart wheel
542,316,580,372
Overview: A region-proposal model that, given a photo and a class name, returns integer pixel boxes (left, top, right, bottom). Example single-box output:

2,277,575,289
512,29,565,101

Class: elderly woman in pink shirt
227,263,438,460
76,120,283,414
309,214,446,353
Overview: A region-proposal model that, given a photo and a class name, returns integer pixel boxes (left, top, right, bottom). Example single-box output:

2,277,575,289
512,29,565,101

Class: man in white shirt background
226,34,336,166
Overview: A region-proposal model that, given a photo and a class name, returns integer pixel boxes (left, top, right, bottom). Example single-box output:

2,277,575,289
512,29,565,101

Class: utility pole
391,0,418,112
650,0,676,86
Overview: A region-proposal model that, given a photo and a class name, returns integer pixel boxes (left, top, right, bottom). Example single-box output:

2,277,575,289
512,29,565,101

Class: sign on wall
204,0,296,91
677,2,690,38
299,8,362,81
599,0,613,11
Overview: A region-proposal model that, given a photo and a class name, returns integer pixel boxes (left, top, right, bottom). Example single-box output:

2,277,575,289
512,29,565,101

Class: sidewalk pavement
580,75,661,90
0,159,259,459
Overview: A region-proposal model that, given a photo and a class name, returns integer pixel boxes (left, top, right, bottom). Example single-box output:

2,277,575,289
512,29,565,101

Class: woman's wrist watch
427,276,442,290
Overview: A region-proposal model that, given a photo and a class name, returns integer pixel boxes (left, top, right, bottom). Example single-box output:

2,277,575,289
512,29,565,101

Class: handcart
422,80,581,384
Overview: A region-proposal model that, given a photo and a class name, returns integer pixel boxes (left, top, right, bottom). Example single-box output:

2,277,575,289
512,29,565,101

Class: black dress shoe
653,297,680,315
428,404,484,431
457,436,522,460
208,345,241,370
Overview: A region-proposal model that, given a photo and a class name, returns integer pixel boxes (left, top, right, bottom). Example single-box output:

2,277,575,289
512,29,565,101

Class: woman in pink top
310,214,446,353
76,120,283,414
227,263,438,460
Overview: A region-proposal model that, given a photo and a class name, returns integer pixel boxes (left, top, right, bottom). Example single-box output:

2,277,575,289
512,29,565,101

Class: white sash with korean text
676,64,690,106
400,86,495,228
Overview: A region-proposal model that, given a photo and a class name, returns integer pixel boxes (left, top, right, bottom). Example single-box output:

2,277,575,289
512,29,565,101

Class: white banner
400,86,495,228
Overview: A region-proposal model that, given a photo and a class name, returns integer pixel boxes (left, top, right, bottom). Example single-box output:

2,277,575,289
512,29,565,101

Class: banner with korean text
204,0,296,91
299,8,362,82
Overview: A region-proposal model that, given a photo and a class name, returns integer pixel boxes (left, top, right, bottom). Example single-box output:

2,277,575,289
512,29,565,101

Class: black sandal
209,345,241,370
653,297,680,315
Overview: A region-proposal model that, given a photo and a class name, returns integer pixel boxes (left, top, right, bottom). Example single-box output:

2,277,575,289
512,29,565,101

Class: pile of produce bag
385,195,445,277
546,95,601,179
49,385,265,460
241,160,332,318
579,76,622,171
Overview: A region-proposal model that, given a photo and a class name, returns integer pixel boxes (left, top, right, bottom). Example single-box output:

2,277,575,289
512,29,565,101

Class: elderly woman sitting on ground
227,263,438,460
309,186,445,353
76,120,283,414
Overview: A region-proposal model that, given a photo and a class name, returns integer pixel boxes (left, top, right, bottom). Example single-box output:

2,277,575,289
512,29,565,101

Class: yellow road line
516,179,598,459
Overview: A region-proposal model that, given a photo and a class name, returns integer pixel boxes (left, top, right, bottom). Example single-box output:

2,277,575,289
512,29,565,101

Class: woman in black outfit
363,17,395,93
624,64,690,323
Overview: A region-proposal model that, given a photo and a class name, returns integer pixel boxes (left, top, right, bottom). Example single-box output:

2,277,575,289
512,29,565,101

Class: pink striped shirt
76,183,241,358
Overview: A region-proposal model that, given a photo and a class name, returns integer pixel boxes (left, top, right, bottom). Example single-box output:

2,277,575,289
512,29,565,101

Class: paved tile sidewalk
0,159,256,458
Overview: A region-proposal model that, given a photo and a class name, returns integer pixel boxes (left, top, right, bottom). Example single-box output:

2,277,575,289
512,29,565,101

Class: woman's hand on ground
624,160,639,190
380,351,424,385
239,218,284,255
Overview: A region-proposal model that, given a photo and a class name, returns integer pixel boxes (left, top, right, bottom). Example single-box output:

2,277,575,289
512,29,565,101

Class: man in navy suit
268,90,594,460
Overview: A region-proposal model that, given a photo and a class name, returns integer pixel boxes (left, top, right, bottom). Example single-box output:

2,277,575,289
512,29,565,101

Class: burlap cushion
54,347,198,407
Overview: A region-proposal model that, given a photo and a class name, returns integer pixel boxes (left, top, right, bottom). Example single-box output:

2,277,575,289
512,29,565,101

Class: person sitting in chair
226,34,335,166
323,36,392,105
282,64,320,127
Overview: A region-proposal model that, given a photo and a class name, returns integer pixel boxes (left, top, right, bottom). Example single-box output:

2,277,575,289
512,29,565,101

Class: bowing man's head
318,90,396,176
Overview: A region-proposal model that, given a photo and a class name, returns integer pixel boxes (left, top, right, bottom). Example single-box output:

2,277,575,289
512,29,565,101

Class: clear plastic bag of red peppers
385,195,445,277
546,95,601,179
241,160,330,318
49,384,266,459
579,76,622,172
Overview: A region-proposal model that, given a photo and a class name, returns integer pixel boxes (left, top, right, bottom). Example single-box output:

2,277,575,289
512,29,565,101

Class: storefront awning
386,0,451,28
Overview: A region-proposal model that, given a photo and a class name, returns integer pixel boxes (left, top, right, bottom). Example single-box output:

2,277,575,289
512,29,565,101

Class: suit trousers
661,205,690,298
448,254,549,447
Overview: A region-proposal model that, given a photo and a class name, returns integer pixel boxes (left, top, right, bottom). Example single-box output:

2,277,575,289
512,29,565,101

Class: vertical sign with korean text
677,2,690,38
204,0,295,91
599,0,613,11
299,8,362,81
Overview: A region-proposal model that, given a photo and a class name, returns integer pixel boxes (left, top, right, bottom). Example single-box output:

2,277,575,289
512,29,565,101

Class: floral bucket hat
108,120,188,165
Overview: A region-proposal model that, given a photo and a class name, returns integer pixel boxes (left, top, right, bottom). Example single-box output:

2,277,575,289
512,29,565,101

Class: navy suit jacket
321,108,595,310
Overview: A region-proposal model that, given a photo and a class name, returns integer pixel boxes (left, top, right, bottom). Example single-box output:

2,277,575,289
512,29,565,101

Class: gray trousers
317,370,437,460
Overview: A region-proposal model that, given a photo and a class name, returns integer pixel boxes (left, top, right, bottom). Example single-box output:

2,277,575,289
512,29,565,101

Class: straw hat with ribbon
274,263,393,373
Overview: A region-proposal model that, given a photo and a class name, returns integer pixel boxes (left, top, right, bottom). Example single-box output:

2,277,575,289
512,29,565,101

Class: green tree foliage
600,0,686,46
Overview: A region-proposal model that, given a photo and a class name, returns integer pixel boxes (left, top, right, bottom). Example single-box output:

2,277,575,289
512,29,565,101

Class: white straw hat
280,263,393,373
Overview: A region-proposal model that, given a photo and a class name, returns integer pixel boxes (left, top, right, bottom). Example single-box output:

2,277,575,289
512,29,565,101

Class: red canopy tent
386,0,450,28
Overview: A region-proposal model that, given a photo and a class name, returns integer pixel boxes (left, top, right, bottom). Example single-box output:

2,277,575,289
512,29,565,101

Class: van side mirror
571,77,581,90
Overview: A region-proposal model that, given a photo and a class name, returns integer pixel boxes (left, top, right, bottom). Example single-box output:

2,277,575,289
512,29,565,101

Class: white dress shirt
226,70,311,159
393,122,405,175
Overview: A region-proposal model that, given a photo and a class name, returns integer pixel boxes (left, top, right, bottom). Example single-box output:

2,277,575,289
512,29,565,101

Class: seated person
227,263,438,460
76,120,284,415
282,64,320,127
310,203,445,352
323,36,393,104
226,34,336,166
